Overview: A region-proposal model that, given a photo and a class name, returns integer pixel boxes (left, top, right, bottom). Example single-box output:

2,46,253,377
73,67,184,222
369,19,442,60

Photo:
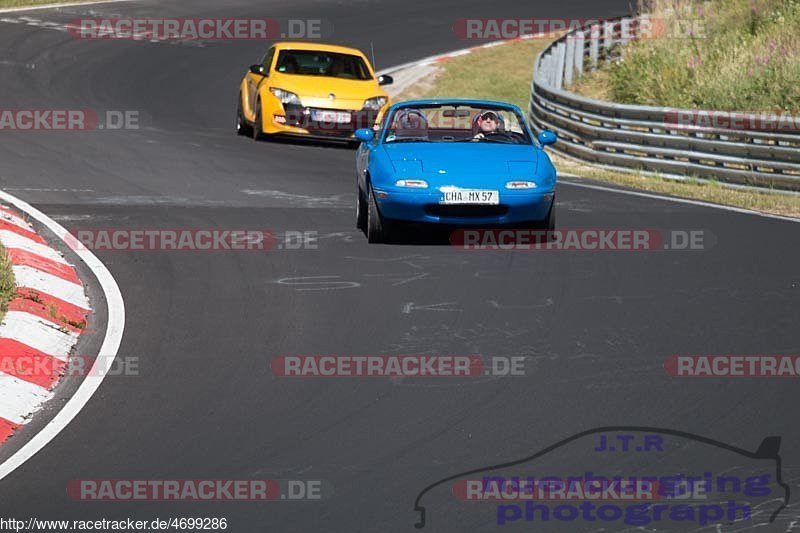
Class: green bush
606,0,800,110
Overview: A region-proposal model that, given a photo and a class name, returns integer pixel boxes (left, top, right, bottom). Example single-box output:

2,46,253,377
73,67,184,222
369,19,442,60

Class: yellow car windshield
275,50,372,80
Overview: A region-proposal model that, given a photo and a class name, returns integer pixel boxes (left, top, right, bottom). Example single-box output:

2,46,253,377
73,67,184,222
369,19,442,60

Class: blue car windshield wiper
385,137,429,143
480,138,515,144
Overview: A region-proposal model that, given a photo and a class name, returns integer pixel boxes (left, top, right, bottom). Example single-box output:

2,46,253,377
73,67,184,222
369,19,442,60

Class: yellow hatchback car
236,42,393,143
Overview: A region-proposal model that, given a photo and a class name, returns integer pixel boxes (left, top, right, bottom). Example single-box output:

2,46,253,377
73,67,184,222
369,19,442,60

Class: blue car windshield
383,104,532,144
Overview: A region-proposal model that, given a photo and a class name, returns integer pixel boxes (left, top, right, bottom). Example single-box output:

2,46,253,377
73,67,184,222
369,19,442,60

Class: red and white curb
0,204,90,445
0,191,122,482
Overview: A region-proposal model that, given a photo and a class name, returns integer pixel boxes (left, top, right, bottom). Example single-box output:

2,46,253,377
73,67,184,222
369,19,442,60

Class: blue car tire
356,185,367,230
367,184,387,243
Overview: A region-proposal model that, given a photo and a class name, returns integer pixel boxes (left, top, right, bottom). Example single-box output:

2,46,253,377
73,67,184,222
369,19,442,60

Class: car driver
473,111,501,140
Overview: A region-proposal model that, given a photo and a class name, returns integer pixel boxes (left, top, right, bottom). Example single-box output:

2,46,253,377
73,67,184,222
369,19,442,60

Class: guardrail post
603,21,614,63
554,42,566,89
589,24,600,71
620,17,632,45
564,37,575,87
574,31,585,79
537,55,550,87
637,14,652,41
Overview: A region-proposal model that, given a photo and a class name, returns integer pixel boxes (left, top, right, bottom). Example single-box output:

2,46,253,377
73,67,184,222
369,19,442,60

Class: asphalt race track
0,0,799,531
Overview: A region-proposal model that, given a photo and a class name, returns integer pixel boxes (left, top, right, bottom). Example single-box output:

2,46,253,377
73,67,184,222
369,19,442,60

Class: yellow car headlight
364,96,388,111
270,87,302,106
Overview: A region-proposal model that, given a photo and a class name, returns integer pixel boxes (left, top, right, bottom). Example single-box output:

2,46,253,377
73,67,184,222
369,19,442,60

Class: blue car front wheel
540,198,556,231
367,184,388,243
356,186,367,230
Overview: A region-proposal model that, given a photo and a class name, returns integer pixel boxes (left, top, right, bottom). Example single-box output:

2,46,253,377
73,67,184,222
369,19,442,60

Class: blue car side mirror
355,128,375,143
537,130,557,146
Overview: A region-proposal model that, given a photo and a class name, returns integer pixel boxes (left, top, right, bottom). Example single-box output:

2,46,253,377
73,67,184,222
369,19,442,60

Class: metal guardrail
529,16,800,191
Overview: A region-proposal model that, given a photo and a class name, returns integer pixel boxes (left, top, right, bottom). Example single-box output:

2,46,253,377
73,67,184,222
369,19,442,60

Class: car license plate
312,110,351,123
440,189,499,205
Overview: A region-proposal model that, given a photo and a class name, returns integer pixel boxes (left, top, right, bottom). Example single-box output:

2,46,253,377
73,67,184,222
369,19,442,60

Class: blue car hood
382,143,540,182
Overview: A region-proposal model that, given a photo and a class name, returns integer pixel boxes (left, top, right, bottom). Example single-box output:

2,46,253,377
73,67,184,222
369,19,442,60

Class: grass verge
571,0,800,110
396,38,800,218
0,245,15,323
397,39,551,112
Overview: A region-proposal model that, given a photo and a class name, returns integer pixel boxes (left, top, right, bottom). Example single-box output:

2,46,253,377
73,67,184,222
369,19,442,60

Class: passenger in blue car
386,109,429,142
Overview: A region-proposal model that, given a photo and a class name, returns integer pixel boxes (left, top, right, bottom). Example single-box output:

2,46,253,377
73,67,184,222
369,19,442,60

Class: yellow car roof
272,42,368,57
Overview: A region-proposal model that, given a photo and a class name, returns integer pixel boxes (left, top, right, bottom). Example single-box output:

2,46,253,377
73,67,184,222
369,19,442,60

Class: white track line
0,0,136,14
559,179,800,224
0,189,125,482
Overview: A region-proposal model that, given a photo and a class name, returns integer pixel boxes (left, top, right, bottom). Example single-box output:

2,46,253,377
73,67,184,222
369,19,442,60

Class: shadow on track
381,223,455,246
253,135,359,150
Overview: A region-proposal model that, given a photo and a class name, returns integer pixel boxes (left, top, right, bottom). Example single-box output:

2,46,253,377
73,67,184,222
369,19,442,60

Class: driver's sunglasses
480,113,499,122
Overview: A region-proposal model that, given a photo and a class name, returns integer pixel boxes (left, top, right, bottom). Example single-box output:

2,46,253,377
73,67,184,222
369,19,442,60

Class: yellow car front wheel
236,92,253,137
252,99,266,142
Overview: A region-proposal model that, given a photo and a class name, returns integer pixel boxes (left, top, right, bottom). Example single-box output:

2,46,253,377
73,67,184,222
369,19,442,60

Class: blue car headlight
505,180,537,189
395,179,428,188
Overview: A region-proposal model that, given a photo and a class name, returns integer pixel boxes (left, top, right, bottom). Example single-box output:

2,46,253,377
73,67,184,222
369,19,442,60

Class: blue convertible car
354,99,558,243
